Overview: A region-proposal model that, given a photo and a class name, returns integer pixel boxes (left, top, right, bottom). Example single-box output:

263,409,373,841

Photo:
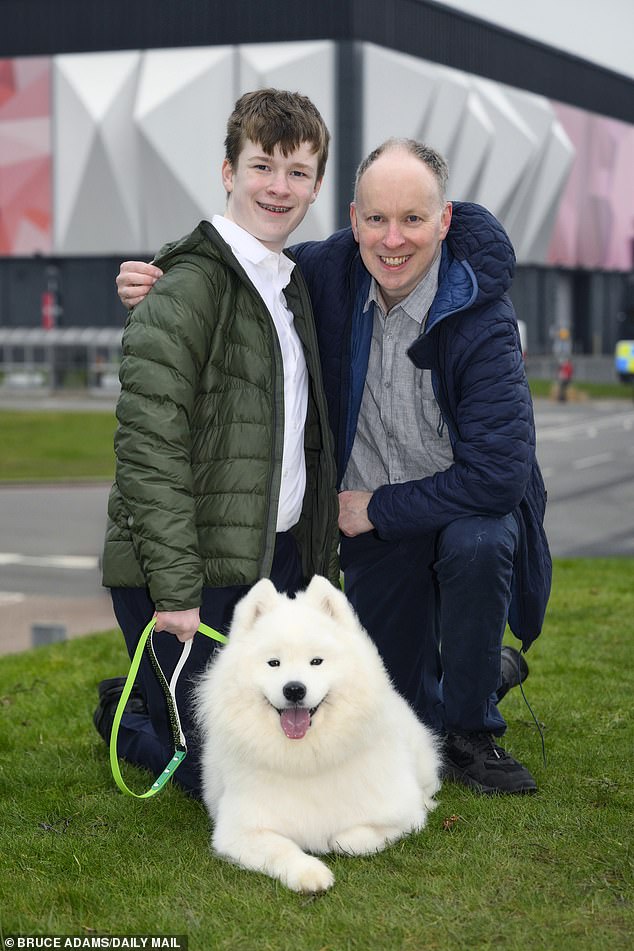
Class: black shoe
496,646,529,703
443,731,537,795
93,676,147,744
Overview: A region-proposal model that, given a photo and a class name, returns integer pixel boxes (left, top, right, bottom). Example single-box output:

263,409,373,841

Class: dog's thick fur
194,575,441,892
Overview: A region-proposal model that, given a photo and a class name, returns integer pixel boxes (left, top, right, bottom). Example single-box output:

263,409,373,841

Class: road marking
537,411,634,442
572,452,615,470
0,553,99,570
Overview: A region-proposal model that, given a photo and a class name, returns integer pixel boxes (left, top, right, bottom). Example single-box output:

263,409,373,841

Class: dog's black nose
283,681,306,703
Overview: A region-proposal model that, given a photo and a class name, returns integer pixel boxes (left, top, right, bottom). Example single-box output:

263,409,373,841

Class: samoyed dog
194,575,441,893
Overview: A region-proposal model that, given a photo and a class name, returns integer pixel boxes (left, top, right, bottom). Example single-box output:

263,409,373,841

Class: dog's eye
310,658,323,666
267,659,280,667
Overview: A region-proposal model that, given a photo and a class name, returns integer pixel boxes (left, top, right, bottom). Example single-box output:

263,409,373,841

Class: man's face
222,139,322,252
350,149,452,310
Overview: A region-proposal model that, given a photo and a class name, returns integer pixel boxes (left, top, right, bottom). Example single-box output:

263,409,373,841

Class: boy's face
222,139,322,252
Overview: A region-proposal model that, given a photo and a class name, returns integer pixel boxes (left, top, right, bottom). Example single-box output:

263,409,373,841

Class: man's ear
350,202,360,243
221,159,234,196
440,201,452,240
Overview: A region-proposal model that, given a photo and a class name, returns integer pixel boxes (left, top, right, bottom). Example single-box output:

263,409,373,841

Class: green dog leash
109,617,228,798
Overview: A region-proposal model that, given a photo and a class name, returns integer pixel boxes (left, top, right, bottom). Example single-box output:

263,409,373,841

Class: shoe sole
442,762,538,796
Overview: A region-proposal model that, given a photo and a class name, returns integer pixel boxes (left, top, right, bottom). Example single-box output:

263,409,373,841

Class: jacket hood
444,202,516,305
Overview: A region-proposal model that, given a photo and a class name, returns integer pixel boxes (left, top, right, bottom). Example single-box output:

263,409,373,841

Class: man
117,139,551,795
95,89,340,796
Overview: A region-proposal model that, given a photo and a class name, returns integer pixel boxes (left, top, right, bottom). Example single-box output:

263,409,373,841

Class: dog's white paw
284,855,335,893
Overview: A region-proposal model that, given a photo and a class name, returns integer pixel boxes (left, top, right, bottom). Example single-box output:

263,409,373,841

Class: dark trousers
340,513,519,736
110,532,303,798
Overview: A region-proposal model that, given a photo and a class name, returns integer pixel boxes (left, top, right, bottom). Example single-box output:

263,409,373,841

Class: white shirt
212,215,308,532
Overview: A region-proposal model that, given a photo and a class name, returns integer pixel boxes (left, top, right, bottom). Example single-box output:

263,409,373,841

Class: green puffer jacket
102,220,340,610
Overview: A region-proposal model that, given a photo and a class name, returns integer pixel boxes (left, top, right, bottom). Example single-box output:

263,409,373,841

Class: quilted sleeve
112,265,214,610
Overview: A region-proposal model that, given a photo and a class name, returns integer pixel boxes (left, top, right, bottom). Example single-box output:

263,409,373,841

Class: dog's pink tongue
280,707,311,739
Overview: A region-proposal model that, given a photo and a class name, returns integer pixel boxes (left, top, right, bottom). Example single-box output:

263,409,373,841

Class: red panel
0,56,52,255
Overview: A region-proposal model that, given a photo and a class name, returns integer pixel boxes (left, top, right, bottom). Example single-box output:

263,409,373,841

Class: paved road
0,483,109,597
0,483,115,653
1,397,632,653
534,399,634,557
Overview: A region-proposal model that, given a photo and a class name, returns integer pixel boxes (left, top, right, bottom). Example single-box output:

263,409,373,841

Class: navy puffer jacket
292,202,551,648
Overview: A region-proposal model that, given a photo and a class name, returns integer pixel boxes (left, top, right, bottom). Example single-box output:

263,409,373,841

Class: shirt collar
364,251,441,325
212,214,295,282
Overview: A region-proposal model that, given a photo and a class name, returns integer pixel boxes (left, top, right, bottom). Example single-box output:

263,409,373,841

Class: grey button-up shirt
342,254,454,493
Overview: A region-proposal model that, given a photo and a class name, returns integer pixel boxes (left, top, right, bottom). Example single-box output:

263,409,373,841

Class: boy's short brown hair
225,88,330,181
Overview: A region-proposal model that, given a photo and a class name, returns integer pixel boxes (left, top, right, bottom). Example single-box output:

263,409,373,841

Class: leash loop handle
109,618,228,798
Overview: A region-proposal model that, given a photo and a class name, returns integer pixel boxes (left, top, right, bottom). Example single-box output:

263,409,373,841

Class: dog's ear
303,575,358,629
231,577,280,634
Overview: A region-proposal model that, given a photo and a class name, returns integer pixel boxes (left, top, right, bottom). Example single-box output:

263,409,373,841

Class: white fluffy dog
194,575,441,892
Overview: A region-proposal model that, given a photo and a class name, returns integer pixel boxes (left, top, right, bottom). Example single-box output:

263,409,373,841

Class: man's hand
154,607,200,643
116,260,164,309
338,490,375,537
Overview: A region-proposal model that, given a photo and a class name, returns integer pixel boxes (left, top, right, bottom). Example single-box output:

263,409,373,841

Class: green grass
0,382,631,483
0,410,116,482
527,378,633,400
1,559,632,949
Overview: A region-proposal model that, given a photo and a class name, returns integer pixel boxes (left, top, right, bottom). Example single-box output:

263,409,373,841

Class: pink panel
0,59,50,121
602,121,634,270
547,101,634,271
0,60,14,109
546,103,585,268
0,57,52,255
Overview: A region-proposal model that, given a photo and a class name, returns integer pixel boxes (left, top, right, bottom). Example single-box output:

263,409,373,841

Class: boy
95,89,340,796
